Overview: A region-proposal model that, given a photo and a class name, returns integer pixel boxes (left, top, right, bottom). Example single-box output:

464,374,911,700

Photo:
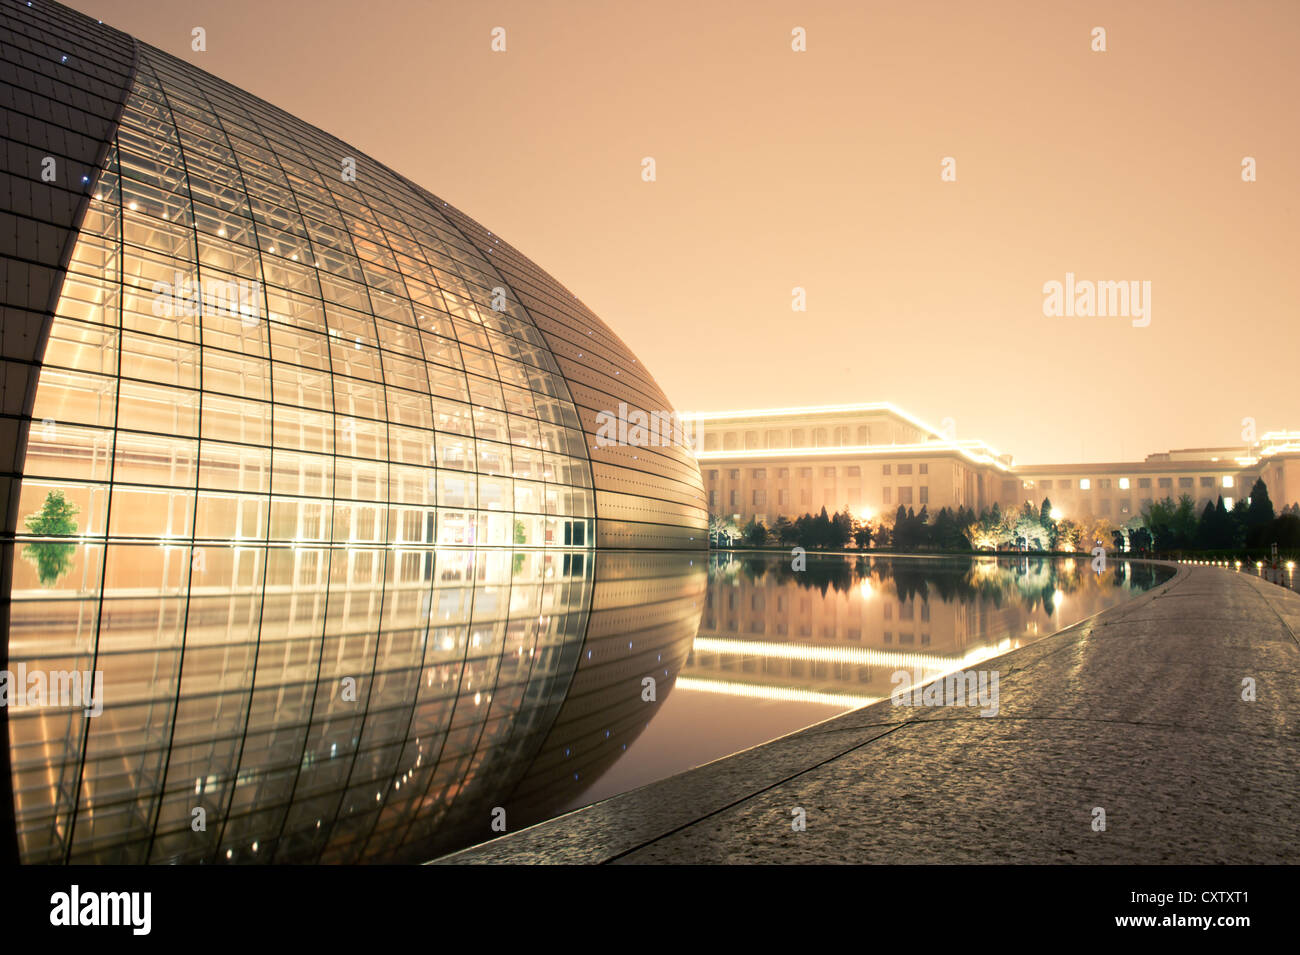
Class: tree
22,490,79,586
741,518,769,547
1014,501,1044,550
1246,477,1275,547
829,509,853,550
852,524,872,550
773,515,798,546
1171,494,1198,550
709,512,740,547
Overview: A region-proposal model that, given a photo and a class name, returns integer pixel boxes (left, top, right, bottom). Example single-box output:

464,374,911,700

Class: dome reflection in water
7,550,704,864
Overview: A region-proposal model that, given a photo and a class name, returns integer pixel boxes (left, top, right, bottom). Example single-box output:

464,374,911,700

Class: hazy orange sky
79,0,1299,464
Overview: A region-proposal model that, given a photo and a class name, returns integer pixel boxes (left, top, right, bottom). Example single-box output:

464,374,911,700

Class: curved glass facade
2,2,706,863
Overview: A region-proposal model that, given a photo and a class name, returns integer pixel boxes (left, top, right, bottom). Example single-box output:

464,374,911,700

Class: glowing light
691,636,1011,674
682,401,1013,469
1049,507,1063,520
674,677,877,709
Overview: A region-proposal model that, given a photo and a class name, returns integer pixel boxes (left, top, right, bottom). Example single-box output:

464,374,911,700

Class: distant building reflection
683,553,1167,707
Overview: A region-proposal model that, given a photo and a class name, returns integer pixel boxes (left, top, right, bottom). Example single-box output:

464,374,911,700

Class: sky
79,0,1299,465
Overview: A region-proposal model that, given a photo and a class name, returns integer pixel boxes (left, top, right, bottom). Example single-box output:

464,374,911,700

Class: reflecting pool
5,550,1170,863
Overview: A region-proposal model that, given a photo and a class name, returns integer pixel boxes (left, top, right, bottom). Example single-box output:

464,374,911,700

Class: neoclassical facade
690,404,1299,527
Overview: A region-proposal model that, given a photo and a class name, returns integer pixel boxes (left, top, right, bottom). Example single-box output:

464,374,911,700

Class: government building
688,403,1300,527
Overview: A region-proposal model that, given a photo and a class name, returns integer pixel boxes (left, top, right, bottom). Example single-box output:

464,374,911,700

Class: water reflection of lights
858,578,874,600
693,636,1009,672
674,678,879,709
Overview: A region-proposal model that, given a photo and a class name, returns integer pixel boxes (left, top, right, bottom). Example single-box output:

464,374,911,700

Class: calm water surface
5,548,1171,863
554,552,1172,818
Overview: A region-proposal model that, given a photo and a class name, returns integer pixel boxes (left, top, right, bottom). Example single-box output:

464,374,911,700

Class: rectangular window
799,467,812,478
847,466,860,477
1179,477,1193,488
1099,478,1112,489
898,463,913,475
823,467,835,477
1222,476,1235,488
899,487,913,505
919,463,928,475
777,467,788,478
919,486,929,504
729,469,739,480
1158,477,1172,488
1199,476,1213,487
729,490,738,507
1040,479,1053,489
1080,479,1091,490
751,468,766,479
1139,477,1151,488
882,487,892,505
882,464,891,475
1059,479,1072,490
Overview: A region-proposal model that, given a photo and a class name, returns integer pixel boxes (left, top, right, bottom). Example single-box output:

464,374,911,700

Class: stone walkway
435,565,1300,864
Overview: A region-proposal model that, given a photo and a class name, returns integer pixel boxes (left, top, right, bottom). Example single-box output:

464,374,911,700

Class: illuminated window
1222,476,1235,488
1119,478,1130,490
1080,479,1091,490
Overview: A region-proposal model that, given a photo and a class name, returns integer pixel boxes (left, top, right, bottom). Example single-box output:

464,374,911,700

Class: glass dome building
0,0,706,862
